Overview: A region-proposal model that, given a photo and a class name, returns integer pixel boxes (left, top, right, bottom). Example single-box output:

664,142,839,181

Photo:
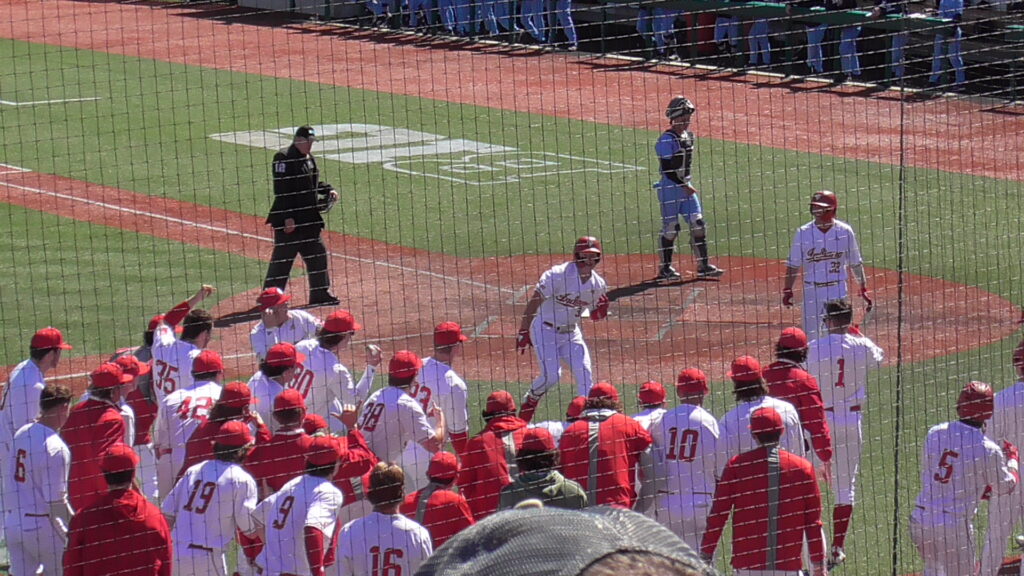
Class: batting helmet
810,190,838,212
573,236,602,261
957,381,995,422
665,96,696,120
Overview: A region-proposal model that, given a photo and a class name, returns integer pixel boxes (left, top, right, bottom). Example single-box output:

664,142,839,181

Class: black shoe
697,264,725,278
309,291,340,307
832,73,850,85
658,265,682,281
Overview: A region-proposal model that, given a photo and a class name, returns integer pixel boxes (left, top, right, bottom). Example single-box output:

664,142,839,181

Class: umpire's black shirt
265,144,325,231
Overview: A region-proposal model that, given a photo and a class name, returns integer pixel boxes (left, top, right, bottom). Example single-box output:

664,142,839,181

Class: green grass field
2,35,1024,575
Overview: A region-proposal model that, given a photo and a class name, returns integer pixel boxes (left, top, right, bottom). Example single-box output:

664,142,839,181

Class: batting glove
591,295,610,321
782,288,794,308
516,329,532,354
860,286,873,312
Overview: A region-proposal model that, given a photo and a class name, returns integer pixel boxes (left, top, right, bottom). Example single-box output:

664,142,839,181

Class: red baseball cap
427,451,460,482
749,407,785,435
777,327,809,351
31,327,73,351
219,381,252,409
192,350,224,375
101,444,139,474
566,396,587,420
389,350,423,379
266,342,306,369
216,420,254,447
485,390,516,415
115,355,152,379
90,362,133,389
307,436,343,467
727,356,763,384
588,382,619,403
676,368,709,396
148,314,183,334
324,310,362,334
520,427,557,453
638,381,666,405
434,322,469,347
257,287,292,311
274,389,306,412
302,414,328,435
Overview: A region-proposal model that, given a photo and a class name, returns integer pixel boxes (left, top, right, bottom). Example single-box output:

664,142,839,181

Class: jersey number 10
665,427,700,462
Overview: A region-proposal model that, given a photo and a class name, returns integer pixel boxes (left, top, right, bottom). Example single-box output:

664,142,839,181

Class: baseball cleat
827,546,846,570
696,264,725,278
657,266,682,281
308,292,341,307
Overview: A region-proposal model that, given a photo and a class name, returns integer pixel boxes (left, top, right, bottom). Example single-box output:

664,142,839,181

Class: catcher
263,125,341,307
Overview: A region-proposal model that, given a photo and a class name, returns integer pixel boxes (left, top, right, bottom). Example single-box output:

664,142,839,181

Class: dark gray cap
414,506,713,576
294,125,316,140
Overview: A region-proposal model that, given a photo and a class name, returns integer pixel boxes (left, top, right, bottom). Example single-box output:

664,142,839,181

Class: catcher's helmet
957,381,995,422
573,236,602,261
665,96,696,120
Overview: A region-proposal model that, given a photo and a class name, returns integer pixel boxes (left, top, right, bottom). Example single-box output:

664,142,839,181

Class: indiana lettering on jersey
554,294,590,309
806,247,844,263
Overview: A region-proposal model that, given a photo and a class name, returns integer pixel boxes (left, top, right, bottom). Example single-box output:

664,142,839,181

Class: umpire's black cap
294,125,316,140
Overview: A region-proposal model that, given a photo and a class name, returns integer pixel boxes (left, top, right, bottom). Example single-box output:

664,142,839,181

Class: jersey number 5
933,449,959,484
665,427,700,462
370,546,405,576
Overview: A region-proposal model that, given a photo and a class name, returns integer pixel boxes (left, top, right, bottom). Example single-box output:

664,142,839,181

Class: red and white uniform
646,404,720,551
763,360,833,464
528,262,607,398
162,459,259,576
458,415,529,520
401,357,470,492
398,483,474,549
64,487,172,576
249,371,287,434
0,358,47,514
632,407,667,432
715,397,804,477
250,309,321,361
153,380,222,499
333,432,380,529
807,330,883,505
911,421,1017,576
125,387,161,499
559,409,652,509
982,377,1024,576
702,445,826,573
786,219,863,340
255,474,344,576
294,339,377,435
180,419,271,480
61,395,127,512
247,429,312,494
4,421,70,576
358,387,435,468
151,326,199,405
334,511,433,576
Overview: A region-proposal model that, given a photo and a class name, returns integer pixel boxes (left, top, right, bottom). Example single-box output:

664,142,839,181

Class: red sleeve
304,526,326,576
630,418,653,452
456,440,480,498
63,514,86,576
701,462,737,558
254,421,272,444
162,300,192,327
450,431,469,459
323,522,341,568
336,431,377,478
801,463,826,564
97,414,126,455
798,376,833,463
426,492,476,549
158,511,174,576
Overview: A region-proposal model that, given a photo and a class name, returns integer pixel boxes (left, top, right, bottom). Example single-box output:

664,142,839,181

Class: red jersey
559,410,652,509
247,428,312,493
458,415,529,520
763,360,833,462
399,483,475,549
64,487,172,576
179,418,271,480
332,429,379,503
701,445,825,571
124,388,158,446
61,397,127,512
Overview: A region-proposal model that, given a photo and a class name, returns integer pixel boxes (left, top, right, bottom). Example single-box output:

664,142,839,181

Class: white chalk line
656,286,704,340
0,97,102,106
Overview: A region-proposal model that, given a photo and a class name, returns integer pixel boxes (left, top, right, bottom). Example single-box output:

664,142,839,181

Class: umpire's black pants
263,224,331,295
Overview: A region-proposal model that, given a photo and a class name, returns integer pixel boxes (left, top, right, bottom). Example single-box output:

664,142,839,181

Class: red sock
832,504,854,549
518,396,540,423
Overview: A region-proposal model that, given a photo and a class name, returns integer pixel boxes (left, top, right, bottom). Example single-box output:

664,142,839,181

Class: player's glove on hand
782,288,794,308
516,329,532,354
591,295,610,321
860,286,873,312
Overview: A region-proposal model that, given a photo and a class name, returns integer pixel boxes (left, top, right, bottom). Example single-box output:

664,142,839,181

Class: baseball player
64,445,172,576
163,420,259,576
249,342,307,434
701,407,828,576
294,310,381,435
153,349,225,499
911,381,1018,576
336,462,434,576
247,389,314,498
806,298,884,568
782,190,871,341
928,0,966,89
4,384,73,576
61,362,132,512
179,381,270,478
498,427,588,511
981,340,1024,576
458,390,530,520
401,321,471,492
515,236,610,423
655,97,725,282
398,451,475,549
254,436,346,576
646,368,721,551
150,285,217,405
633,380,669,431
528,395,586,446
250,287,322,361
559,382,653,509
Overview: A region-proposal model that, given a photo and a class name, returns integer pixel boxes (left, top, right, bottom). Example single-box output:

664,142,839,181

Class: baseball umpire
263,125,341,307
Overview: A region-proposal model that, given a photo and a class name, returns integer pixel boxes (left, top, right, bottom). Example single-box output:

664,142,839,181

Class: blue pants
657,181,703,234
652,8,678,53
839,26,861,76
439,0,456,32
714,15,740,48
890,32,908,78
522,0,546,41
484,0,519,34
550,0,576,46
930,28,965,85
806,23,827,73
748,18,770,64
410,0,435,27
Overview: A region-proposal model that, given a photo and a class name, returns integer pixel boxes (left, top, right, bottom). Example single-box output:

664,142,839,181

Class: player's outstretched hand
818,462,833,487
187,284,217,308
591,295,610,321
365,344,382,367
516,329,532,354
782,288,794,308
860,286,873,312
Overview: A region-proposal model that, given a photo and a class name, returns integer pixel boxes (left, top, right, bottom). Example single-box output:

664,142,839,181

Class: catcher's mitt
316,182,338,213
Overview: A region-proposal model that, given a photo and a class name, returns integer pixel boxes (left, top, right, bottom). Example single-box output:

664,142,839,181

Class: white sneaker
827,546,846,570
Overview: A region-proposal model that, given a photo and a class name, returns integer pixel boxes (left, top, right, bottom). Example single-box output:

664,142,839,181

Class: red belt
825,405,861,412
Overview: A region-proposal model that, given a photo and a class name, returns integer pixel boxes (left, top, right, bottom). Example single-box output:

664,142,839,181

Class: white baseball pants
136,443,159,501
650,493,712,552
173,544,227,576
401,441,432,494
981,486,1022,576
825,411,863,505
5,516,64,576
529,320,593,398
910,509,976,576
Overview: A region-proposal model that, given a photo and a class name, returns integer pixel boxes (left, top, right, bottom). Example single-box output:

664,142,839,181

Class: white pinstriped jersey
715,397,804,476
293,339,376,435
153,381,222,476
6,422,70,518
256,474,344,576
358,387,435,465
0,360,46,463
649,405,721,496
533,262,608,329
162,459,258,550
249,310,322,361
632,407,668,432
786,219,863,286
914,421,1016,518
989,380,1024,452
528,421,567,445
412,357,469,437
336,511,433,576
807,332,884,414
248,371,286,434
151,324,200,403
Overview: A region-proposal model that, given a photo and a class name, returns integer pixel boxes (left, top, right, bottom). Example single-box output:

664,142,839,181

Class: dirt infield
1,0,1022,182
1,169,1018,394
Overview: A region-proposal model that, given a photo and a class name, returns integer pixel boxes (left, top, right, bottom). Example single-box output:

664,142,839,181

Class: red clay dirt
1,170,1018,395
0,0,1022,182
